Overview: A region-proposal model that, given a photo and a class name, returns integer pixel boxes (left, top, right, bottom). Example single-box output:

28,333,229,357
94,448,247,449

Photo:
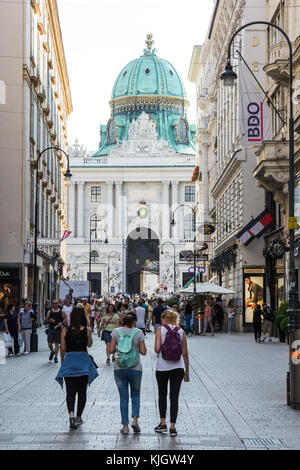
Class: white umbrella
177,282,236,295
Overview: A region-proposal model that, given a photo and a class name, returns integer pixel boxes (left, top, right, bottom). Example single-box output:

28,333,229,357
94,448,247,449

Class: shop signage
179,251,208,262
198,224,215,235
0,268,20,279
37,238,61,247
188,267,206,274
289,217,298,230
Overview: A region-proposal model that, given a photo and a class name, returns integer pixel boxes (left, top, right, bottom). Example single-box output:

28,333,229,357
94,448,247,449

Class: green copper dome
93,35,196,157
111,50,186,99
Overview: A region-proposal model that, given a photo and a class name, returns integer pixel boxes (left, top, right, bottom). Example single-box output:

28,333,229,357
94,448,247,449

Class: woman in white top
154,310,189,437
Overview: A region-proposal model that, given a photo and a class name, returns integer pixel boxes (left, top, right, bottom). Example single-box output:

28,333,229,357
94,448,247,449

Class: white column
67,182,75,237
171,181,180,239
77,182,84,238
162,182,170,239
115,181,123,239
106,182,114,239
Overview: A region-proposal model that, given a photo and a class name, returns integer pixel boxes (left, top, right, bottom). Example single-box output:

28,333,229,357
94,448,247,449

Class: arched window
90,250,99,263
184,214,195,240
90,214,102,239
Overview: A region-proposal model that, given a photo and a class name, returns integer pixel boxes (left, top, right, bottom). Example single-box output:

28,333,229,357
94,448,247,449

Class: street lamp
31,146,72,352
171,204,199,332
221,21,299,408
161,241,176,295
220,61,238,87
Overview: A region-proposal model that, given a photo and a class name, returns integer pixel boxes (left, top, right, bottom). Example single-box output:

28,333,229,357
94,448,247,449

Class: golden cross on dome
145,33,154,53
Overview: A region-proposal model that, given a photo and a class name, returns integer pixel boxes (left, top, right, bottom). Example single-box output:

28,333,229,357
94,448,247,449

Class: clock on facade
107,118,118,144
176,117,189,144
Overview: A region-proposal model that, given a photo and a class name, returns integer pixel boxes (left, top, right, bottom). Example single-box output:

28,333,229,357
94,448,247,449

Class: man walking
152,299,167,332
46,300,66,363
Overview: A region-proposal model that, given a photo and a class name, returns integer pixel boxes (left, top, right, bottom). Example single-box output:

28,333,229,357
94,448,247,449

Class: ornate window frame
106,118,118,145
175,116,189,144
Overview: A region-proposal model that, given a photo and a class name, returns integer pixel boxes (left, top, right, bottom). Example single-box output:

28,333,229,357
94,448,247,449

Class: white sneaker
23,351,29,355
16,353,21,356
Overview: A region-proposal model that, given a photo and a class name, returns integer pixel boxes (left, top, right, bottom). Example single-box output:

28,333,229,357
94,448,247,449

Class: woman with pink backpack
154,310,189,437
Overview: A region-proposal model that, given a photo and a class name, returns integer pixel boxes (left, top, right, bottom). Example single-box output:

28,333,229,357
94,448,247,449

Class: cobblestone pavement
0,329,299,450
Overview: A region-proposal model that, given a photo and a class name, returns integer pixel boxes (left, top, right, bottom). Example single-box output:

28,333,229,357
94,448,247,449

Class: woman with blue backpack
154,309,189,437
110,312,147,434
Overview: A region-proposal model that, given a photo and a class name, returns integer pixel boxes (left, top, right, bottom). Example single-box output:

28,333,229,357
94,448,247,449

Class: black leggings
156,368,184,423
8,329,19,355
254,327,261,342
64,376,89,417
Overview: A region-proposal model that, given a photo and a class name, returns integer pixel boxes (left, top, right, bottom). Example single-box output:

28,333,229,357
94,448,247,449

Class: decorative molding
111,94,189,116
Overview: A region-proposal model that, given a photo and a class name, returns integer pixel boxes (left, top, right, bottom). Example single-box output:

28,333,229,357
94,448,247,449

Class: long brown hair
69,307,87,333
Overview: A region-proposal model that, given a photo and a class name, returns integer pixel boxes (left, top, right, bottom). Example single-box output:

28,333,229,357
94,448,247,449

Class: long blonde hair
161,309,179,326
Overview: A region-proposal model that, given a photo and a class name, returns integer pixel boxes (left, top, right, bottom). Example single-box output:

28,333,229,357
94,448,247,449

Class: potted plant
274,303,288,343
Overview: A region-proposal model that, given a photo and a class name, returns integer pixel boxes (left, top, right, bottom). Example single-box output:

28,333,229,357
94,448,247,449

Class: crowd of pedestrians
2,293,276,435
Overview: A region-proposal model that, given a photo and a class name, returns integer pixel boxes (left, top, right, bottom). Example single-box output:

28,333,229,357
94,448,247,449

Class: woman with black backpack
154,310,189,437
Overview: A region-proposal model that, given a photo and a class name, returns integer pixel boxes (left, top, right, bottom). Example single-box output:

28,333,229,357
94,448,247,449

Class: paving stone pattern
0,329,299,450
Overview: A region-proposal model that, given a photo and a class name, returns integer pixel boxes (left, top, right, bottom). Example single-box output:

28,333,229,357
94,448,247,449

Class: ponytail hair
122,312,137,327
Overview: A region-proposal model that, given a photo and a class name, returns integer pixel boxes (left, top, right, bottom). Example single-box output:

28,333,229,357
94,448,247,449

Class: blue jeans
185,314,193,335
228,317,234,332
154,323,161,332
114,369,142,425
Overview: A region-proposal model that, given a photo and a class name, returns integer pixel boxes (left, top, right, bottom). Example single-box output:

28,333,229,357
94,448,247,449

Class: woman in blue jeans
110,313,147,434
227,300,237,334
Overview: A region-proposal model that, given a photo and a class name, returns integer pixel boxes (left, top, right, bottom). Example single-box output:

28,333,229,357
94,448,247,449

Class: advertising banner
239,60,271,146
239,27,271,147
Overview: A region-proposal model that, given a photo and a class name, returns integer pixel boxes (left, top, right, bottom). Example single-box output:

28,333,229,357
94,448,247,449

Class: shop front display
243,268,265,325
0,267,22,328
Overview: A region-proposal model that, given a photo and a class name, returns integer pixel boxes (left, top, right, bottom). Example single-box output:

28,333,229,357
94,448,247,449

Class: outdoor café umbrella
177,282,236,295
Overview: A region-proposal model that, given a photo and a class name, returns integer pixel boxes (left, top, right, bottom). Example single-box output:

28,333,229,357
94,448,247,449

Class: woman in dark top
253,303,263,343
56,307,98,429
4,304,21,356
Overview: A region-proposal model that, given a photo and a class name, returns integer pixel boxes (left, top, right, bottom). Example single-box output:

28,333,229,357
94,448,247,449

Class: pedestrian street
0,329,299,451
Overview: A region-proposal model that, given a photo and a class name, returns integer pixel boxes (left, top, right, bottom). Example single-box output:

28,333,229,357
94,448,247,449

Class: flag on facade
61,230,72,242
237,209,273,246
239,59,271,146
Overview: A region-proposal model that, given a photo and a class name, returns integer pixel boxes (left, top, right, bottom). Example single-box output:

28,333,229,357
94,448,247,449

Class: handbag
100,313,115,341
18,332,23,348
4,333,13,349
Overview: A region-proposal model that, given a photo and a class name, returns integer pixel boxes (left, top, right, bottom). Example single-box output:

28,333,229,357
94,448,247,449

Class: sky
57,0,215,151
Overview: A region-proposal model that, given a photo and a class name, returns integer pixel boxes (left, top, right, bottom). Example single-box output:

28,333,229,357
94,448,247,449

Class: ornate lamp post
31,146,72,352
171,204,198,328
160,241,176,295
221,21,300,408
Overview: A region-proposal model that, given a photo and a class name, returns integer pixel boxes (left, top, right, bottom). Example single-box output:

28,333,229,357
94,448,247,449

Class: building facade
0,0,72,321
253,0,300,315
67,37,196,297
189,0,275,331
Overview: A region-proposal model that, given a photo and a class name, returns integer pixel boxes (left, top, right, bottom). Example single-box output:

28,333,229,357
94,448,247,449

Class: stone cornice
211,151,242,200
45,0,73,116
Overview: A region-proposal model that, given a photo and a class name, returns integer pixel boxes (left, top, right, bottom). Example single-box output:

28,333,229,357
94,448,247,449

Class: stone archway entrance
126,228,159,295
